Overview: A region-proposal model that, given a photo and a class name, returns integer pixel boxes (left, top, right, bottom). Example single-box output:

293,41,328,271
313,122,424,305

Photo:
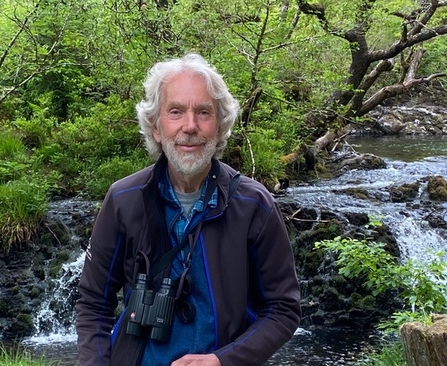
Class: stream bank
0,95,446,363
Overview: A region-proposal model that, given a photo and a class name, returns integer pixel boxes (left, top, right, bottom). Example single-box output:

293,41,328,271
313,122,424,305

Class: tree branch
359,72,447,115
0,3,41,68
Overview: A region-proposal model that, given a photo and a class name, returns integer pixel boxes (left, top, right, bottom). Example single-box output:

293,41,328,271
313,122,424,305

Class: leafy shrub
83,154,149,199
315,236,447,331
241,127,286,187
12,116,57,149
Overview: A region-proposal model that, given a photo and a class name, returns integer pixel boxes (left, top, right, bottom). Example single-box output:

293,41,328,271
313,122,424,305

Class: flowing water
21,135,447,365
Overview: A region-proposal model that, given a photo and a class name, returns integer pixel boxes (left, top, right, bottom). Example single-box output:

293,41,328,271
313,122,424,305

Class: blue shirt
141,169,217,365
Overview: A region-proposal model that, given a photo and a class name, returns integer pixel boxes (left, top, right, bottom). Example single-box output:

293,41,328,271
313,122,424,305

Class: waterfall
23,252,85,346
19,136,447,365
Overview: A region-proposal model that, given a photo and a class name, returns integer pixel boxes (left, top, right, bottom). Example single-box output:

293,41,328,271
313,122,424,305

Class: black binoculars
125,273,195,342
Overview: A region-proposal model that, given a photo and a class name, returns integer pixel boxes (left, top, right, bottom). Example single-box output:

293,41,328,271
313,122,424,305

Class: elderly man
76,53,301,366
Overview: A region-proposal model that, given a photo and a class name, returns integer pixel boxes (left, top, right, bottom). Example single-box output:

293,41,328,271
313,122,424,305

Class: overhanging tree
291,0,447,153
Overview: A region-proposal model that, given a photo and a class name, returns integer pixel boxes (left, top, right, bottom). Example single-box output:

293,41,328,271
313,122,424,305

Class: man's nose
182,112,199,133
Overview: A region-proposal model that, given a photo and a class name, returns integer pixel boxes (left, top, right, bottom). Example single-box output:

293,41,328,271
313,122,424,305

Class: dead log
400,314,447,366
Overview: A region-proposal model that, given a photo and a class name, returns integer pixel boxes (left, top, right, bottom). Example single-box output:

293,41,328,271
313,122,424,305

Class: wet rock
389,182,420,202
0,199,97,340
427,176,447,201
376,111,406,135
327,152,387,176
401,314,447,366
355,85,447,136
279,200,402,329
335,188,369,200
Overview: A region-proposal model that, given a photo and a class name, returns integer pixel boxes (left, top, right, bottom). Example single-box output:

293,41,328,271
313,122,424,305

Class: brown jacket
76,156,301,365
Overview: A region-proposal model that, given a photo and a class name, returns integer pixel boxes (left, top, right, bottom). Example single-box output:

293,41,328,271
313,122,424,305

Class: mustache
174,137,207,145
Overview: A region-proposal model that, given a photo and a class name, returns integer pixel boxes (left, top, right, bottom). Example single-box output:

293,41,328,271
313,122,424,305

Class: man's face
154,71,219,177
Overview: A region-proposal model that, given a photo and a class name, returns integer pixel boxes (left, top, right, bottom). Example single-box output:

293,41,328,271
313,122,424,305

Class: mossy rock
11,313,34,338
48,249,71,277
28,286,43,299
349,292,364,307
319,287,345,311
33,265,46,280
427,176,447,201
330,274,349,293
281,204,317,233
310,284,325,297
296,219,343,246
389,182,420,202
299,248,325,277
38,221,71,248
335,188,369,200
349,294,377,311
360,295,377,310
329,153,387,174
345,212,369,226
0,298,9,317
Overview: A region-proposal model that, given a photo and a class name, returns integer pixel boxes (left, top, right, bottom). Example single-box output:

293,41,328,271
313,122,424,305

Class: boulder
400,314,447,366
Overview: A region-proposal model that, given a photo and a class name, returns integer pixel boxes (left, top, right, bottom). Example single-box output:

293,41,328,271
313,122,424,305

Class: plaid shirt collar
159,167,218,246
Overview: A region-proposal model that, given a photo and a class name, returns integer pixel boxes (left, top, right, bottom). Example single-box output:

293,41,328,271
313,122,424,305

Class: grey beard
162,138,217,176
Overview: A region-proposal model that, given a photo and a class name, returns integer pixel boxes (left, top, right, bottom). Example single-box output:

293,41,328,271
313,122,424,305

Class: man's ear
152,124,161,143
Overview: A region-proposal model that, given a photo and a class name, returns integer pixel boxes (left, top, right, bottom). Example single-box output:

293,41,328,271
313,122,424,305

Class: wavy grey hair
136,53,240,159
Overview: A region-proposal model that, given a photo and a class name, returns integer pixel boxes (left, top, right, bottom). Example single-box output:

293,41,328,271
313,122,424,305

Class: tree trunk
400,315,447,366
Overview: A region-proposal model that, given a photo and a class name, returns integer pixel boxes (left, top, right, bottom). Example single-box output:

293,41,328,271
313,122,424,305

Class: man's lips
177,143,203,152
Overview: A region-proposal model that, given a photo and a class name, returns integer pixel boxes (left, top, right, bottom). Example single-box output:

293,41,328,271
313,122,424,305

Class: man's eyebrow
195,102,215,110
166,101,215,110
166,101,183,109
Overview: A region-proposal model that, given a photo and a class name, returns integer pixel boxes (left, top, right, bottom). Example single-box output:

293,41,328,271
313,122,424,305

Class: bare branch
359,73,447,115
408,0,439,37
350,58,395,111
286,8,301,40
0,3,41,68
263,42,293,53
0,69,43,104
1,1,68,105
297,0,329,31
404,47,425,82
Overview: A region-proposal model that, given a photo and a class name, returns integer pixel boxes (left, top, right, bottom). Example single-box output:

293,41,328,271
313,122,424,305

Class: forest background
1,0,447,251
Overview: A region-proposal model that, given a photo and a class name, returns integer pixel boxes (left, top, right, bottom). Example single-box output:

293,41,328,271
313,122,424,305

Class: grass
356,338,406,366
0,178,49,252
0,343,61,366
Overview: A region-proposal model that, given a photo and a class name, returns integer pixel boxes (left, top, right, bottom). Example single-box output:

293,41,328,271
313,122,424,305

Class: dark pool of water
346,135,447,161
265,327,377,365
24,327,377,365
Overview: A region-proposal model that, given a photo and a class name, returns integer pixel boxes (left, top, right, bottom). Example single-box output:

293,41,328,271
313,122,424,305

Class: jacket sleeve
215,199,301,365
76,188,126,366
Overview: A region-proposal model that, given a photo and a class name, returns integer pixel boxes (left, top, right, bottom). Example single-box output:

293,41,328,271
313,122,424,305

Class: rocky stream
0,98,446,365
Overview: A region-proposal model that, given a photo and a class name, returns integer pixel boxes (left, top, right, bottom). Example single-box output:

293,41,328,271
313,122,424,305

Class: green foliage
0,177,49,252
378,310,433,332
366,213,384,229
1,0,446,244
12,116,57,149
357,338,405,366
242,127,286,186
0,131,29,183
315,236,447,331
0,342,60,366
0,132,25,159
420,37,447,75
0,161,29,183
83,154,149,200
